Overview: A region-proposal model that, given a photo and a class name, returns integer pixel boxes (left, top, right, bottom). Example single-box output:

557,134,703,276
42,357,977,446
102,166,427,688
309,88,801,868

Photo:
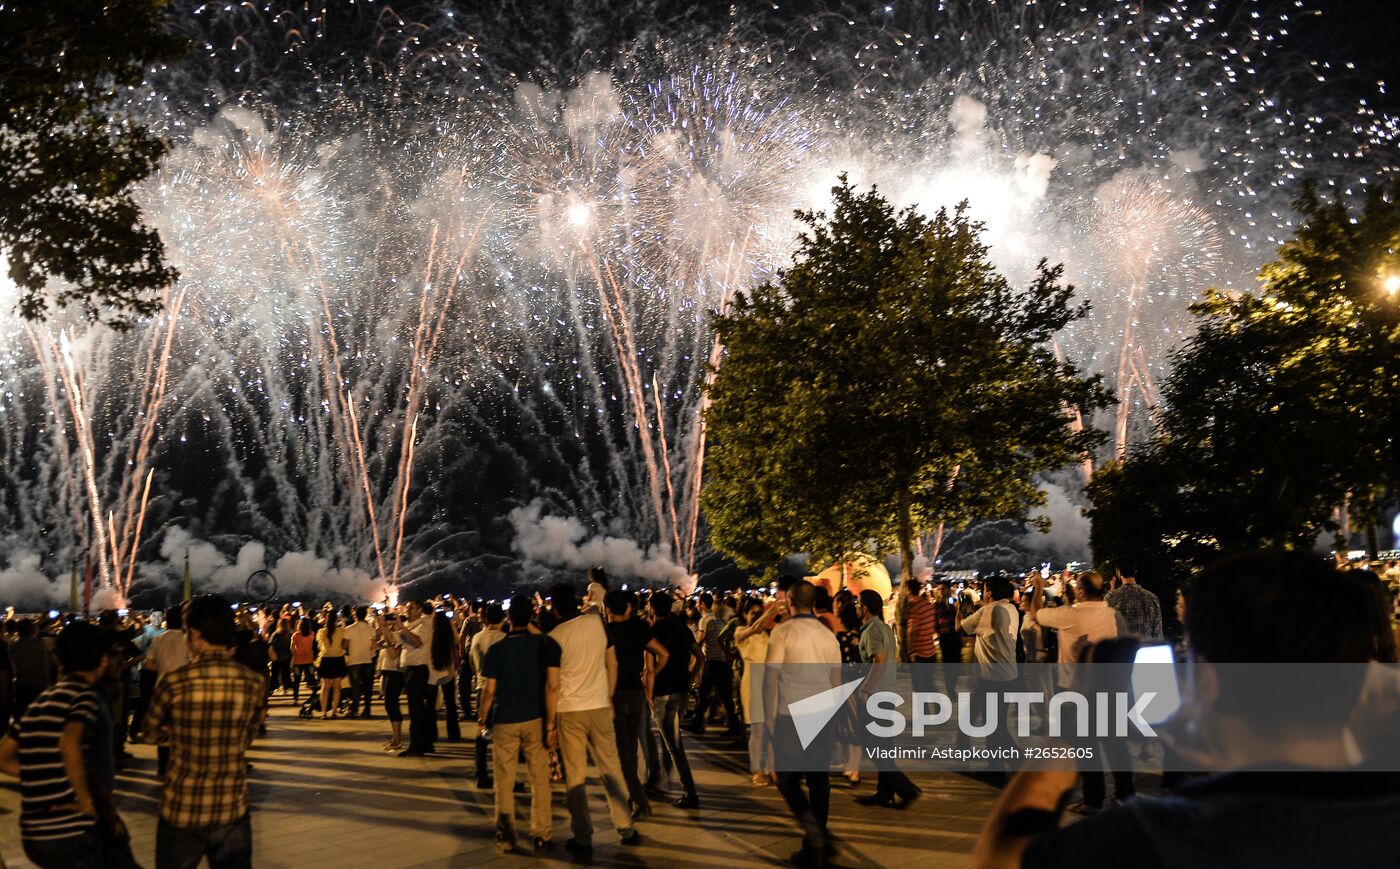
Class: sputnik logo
789,677,865,749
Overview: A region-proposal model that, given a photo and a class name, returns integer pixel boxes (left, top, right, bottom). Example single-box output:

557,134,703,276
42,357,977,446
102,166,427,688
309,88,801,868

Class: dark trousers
346,664,374,716
1061,695,1135,807
156,813,252,869
774,715,831,853
613,689,649,806
689,660,738,730
13,684,42,725
861,702,920,801
648,692,696,795
268,660,292,693
130,669,157,739
442,678,461,741
381,670,405,723
405,665,436,753
23,827,103,869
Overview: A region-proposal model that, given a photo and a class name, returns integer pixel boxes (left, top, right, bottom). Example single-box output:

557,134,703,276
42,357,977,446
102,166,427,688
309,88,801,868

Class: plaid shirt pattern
139,647,267,828
1105,583,1164,641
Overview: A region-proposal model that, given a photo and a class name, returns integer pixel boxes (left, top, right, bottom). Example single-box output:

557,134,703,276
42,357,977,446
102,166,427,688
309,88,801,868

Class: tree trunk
897,485,916,583
1366,521,1380,561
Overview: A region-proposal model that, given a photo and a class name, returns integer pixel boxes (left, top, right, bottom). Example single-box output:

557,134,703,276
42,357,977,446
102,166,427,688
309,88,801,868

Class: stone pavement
0,692,1000,868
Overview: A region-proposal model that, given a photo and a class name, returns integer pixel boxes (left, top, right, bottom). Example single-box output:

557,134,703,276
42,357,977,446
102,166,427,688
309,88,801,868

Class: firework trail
0,1,1394,601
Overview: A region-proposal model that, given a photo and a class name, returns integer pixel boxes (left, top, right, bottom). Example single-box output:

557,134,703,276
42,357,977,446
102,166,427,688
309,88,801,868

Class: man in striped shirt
0,621,126,869
139,594,267,869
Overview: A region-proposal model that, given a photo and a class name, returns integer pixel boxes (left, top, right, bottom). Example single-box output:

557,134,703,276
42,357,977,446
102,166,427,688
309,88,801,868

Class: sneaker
495,835,516,854
564,838,593,858
618,829,641,846
673,793,700,810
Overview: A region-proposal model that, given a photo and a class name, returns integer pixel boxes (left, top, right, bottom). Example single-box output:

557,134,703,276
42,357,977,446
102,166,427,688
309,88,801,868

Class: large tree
702,179,1109,580
1,0,184,324
1088,180,1400,578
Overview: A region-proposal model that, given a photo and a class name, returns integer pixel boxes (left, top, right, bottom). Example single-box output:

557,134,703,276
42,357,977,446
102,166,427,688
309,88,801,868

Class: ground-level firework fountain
0,1,1392,605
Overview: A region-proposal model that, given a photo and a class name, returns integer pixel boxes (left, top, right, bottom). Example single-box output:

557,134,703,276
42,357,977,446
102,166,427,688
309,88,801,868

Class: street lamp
1384,274,1400,296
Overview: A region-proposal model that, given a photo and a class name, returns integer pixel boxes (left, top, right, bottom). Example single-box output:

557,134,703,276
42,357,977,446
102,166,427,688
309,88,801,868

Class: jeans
492,718,553,841
157,814,252,869
380,670,405,722
24,827,103,869
647,692,696,796
689,660,738,731
404,665,436,753
291,663,318,701
612,689,649,806
346,663,374,716
773,715,831,853
557,707,634,846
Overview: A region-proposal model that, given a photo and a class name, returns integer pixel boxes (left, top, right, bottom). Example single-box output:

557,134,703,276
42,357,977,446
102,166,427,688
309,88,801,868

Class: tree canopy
1089,180,1400,581
702,178,1109,579
1,0,184,325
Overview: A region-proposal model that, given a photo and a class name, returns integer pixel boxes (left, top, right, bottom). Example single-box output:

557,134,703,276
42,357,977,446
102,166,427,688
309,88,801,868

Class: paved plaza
0,693,999,868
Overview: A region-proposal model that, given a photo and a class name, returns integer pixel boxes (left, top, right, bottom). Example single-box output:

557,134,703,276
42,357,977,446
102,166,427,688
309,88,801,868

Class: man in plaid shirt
139,594,267,869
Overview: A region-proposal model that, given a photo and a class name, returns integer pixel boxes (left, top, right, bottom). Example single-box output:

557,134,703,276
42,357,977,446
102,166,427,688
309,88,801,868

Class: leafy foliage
0,0,184,324
1089,180,1400,580
702,178,1109,577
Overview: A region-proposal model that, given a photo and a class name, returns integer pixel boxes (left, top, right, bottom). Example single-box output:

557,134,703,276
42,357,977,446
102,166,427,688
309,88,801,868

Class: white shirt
763,613,841,717
399,616,433,668
1035,600,1128,683
342,620,376,665
550,614,612,714
470,626,505,691
145,628,190,680
960,599,1019,681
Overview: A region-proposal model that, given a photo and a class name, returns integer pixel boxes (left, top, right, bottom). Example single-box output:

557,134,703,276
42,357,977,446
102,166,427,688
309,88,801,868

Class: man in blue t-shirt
479,593,553,853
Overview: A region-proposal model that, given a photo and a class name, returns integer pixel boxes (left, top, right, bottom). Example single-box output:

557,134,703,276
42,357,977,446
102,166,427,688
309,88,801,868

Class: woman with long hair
291,617,318,702
429,610,456,742
317,612,349,719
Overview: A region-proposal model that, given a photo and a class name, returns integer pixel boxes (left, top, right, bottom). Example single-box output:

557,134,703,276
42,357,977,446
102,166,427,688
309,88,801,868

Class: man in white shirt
392,600,436,756
470,604,506,789
1028,570,1133,811
342,606,377,718
960,575,1021,765
542,584,638,856
142,606,190,777
763,580,841,868
1029,570,1127,687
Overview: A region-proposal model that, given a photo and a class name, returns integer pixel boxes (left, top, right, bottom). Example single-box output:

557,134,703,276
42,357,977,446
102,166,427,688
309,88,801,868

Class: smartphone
1040,562,1051,578
1131,643,1181,726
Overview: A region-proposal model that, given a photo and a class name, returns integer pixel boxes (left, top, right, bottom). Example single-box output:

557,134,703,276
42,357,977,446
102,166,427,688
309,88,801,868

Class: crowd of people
1,556,1399,868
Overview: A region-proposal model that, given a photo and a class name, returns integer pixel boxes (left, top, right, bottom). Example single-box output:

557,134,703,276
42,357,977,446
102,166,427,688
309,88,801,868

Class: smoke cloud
1022,482,1092,561
0,554,62,608
507,500,687,585
144,526,386,602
